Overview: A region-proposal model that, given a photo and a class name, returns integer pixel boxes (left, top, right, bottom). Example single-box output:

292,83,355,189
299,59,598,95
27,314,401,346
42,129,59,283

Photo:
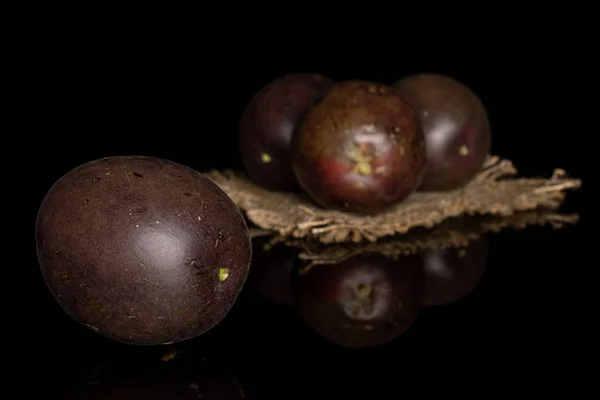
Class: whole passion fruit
35,156,252,345
238,73,335,191
393,73,492,191
290,80,426,214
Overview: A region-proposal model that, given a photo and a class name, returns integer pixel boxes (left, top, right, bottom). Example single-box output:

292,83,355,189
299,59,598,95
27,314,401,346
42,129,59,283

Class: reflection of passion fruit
420,237,489,306
247,237,298,306
59,352,245,399
394,73,492,191
294,254,424,348
290,80,426,214
239,73,335,191
35,156,252,345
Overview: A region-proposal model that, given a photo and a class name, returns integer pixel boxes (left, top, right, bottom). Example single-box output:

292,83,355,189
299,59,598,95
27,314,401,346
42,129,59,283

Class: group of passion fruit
35,72,491,349
239,73,492,214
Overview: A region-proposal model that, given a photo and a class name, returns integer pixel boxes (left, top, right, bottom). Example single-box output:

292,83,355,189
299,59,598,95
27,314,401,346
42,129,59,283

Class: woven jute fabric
206,155,580,244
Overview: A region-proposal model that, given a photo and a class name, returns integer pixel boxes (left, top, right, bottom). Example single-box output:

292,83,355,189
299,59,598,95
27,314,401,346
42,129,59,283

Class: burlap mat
206,155,580,244
247,211,578,272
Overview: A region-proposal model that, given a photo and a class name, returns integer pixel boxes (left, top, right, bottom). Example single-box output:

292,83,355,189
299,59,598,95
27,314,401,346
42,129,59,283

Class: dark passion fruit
420,237,489,306
238,73,336,191
291,80,426,214
35,156,252,345
293,253,425,348
247,237,298,306
393,73,492,191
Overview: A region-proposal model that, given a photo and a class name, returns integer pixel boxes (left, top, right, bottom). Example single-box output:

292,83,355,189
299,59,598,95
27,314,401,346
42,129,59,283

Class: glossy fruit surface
294,253,424,348
291,80,426,214
394,73,491,191
420,237,489,306
239,73,335,191
36,156,252,345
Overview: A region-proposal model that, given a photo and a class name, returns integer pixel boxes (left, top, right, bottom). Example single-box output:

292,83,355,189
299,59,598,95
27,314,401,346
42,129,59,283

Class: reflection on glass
421,236,489,306
246,234,490,349
293,253,424,348
247,236,298,306
57,349,244,399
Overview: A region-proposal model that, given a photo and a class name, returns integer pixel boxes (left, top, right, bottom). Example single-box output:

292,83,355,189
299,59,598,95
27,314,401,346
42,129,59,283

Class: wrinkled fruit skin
294,254,424,348
291,80,426,214
239,73,336,191
36,156,252,345
247,237,298,306
393,73,492,191
420,237,489,306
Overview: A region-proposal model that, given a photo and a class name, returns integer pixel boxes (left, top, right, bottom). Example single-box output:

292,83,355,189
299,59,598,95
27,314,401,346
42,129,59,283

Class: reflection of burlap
280,212,579,272
207,155,581,244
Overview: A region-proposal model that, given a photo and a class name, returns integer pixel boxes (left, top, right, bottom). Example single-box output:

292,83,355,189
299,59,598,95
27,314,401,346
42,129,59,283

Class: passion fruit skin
35,156,252,345
393,73,492,191
294,254,424,348
290,80,426,214
238,73,336,191
421,236,489,306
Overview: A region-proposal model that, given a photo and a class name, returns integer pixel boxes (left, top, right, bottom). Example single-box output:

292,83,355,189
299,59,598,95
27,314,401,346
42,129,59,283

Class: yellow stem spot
354,162,372,175
261,153,272,163
354,283,372,297
348,143,374,176
218,268,230,281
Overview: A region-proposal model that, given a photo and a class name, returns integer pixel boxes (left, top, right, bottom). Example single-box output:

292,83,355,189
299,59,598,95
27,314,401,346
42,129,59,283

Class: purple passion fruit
35,156,252,345
239,73,335,191
290,80,426,214
394,73,492,191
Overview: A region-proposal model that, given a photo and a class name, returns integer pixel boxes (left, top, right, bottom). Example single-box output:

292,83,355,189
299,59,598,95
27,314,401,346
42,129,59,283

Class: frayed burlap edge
206,156,581,244
278,211,578,272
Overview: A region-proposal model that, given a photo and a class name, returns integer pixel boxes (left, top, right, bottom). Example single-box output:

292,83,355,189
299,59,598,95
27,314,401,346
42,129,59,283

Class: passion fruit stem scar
219,268,230,281
261,153,272,163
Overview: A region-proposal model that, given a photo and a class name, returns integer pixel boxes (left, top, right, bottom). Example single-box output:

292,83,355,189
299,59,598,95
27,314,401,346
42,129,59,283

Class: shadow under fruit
293,253,425,348
291,80,426,214
35,156,252,345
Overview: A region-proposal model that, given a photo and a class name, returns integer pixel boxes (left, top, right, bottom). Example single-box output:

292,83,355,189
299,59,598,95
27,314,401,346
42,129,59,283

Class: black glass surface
27,45,584,398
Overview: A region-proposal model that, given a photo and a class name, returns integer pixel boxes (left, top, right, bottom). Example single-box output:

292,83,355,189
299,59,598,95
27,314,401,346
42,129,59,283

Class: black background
24,28,588,398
